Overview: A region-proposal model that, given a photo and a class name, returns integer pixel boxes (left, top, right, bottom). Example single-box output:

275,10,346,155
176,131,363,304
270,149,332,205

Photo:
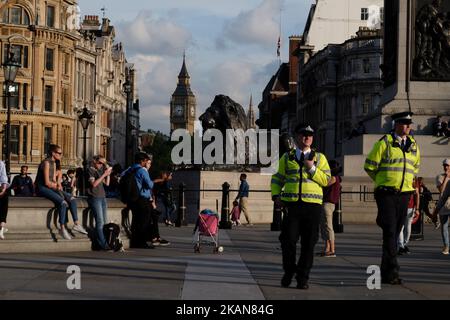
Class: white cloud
219,0,282,49
132,54,179,107
210,61,254,104
116,11,192,56
128,54,180,134
140,104,171,134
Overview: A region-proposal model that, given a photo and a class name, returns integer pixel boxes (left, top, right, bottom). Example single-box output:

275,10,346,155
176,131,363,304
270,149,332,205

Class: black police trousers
279,200,321,282
375,190,410,281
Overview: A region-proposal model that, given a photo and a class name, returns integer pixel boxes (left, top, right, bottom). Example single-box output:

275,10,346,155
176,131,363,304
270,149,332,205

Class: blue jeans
38,185,68,226
59,191,78,223
88,197,108,249
440,215,449,247
163,202,176,221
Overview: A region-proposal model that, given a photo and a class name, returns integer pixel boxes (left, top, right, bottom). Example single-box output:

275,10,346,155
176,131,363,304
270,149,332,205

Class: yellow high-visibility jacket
271,149,331,204
364,134,420,192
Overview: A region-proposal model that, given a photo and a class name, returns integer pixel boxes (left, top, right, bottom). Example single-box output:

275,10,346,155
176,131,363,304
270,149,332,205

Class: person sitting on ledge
36,144,86,240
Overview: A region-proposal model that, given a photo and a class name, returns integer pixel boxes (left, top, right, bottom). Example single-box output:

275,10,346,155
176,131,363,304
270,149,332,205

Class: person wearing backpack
121,152,155,249
87,155,112,250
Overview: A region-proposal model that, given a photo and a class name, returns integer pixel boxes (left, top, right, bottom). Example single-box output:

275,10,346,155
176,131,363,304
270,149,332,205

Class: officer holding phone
271,123,331,289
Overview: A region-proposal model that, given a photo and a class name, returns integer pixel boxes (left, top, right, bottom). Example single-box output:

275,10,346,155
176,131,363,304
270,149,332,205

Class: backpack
119,168,140,204
103,223,123,252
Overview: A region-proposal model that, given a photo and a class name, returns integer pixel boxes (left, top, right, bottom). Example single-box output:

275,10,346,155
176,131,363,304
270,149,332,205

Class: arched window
1,6,30,25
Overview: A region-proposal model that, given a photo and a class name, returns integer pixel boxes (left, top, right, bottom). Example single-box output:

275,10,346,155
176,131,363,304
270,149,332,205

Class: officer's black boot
281,273,294,288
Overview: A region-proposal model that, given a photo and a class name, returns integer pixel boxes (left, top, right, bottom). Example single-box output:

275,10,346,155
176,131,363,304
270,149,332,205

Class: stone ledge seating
0,197,130,253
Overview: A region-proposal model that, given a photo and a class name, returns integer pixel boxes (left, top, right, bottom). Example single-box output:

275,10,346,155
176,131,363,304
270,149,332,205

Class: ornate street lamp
2,49,21,177
123,80,131,168
77,106,94,196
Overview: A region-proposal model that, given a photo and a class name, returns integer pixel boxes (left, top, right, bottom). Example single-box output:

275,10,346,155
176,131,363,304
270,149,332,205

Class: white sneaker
60,228,72,240
0,227,4,240
435,220,441,230
72,224,88,235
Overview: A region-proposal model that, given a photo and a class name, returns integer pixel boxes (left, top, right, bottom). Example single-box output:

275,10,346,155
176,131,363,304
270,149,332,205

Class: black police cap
391,111,414,125
294,123,315,135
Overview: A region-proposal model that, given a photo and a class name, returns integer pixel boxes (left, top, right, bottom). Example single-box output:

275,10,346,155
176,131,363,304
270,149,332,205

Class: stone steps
0,237,93,253
2,197,130,253
0,231,130,253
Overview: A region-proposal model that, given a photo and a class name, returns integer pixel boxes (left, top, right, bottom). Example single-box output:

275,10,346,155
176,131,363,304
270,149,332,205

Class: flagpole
277,4,282,65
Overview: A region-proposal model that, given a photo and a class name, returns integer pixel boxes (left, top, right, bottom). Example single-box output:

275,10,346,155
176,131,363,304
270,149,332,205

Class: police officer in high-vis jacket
271,124,331,289
364,112,420,285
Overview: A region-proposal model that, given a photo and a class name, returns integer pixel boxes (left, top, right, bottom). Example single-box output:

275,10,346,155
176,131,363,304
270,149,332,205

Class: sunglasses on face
54,151,62,155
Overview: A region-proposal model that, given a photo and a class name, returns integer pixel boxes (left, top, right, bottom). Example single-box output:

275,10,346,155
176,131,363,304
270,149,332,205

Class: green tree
143,131,176,178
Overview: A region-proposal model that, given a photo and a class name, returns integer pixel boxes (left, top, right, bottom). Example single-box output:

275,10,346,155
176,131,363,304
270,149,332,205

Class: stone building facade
0,0,80,172
80,15,129,167
0,1,135,174
257,36,300,134
298,28,383,158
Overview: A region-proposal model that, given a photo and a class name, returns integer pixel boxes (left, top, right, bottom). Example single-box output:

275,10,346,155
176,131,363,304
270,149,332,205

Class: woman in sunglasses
36,144,82,240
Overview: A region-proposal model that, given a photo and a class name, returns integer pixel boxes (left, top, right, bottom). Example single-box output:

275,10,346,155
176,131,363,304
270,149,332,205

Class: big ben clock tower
170,54,196,135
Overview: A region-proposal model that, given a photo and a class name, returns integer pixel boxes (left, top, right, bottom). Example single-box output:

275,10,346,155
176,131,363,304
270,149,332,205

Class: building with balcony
0,0,81,172
0,2,135,174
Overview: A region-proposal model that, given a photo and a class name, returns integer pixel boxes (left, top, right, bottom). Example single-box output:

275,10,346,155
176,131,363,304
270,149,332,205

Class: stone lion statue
199,95,248,134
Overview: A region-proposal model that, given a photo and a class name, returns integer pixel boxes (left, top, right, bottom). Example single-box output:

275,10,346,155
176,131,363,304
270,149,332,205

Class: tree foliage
142,131,175,178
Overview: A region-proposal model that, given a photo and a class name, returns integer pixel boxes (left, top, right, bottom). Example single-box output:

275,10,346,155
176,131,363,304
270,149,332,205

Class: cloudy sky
78,0,312,135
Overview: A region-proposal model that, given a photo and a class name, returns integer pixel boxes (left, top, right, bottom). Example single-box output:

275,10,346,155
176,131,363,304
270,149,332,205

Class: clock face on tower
174,105,184,117
190,106,195,117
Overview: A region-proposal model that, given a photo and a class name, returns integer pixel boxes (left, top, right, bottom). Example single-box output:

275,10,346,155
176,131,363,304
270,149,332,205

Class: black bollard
219,182,232,229
270,201,282,231
333,190,344,233
175,183,187,227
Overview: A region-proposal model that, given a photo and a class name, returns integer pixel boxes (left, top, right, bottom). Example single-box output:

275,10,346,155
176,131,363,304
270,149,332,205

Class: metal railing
170,183,442,232
341,187,441,202
171,183,271,228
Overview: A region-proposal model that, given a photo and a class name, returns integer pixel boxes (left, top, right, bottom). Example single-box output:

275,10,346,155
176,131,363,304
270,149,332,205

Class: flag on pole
277,36,281,57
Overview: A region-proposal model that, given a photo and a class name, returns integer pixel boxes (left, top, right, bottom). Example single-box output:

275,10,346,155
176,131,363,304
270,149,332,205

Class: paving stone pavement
0,223,449,300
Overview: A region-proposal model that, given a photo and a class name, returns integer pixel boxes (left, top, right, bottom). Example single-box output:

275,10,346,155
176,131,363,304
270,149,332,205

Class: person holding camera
87,155,113,250
271,123,331,290
146,163,170,246
154,171,176,226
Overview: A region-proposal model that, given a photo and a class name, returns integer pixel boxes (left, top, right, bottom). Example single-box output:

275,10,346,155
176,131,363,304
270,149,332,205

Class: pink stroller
193,209,223,253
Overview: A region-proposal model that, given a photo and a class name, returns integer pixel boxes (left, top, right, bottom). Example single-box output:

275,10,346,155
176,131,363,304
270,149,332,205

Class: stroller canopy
200,209,219,217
